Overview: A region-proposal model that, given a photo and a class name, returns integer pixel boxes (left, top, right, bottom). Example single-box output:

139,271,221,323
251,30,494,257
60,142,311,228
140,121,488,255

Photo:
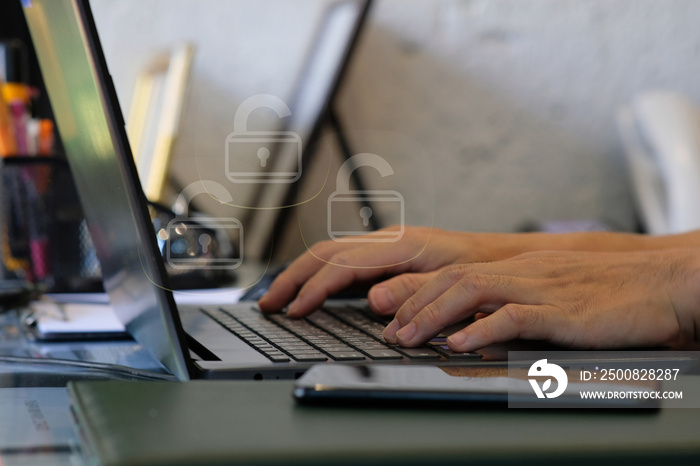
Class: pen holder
1,156,102,292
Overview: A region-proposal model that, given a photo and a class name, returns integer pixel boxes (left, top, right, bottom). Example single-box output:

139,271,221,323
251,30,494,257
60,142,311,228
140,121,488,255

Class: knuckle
420,302,444,327
499,304,541,336
501,303,527,326
492,274,513,288
457,273,512,297
470,314,496,341
403,295,420,314
396,296,420,322
330,251,353,266
456,273,487,296
440,264,471,283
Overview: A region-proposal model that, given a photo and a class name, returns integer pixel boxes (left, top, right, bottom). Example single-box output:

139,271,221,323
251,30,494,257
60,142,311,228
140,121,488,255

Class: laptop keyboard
202,305,481,363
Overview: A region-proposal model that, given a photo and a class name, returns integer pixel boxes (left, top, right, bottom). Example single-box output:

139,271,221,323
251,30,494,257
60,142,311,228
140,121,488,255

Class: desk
67,378,700,466
2,311,700,465
0,309,171,466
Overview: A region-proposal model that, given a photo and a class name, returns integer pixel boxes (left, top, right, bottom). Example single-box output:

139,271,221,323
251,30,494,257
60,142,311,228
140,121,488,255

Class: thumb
446,304,559,352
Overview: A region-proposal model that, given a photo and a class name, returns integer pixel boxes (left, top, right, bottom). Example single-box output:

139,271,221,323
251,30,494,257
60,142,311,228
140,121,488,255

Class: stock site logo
528,359,568,399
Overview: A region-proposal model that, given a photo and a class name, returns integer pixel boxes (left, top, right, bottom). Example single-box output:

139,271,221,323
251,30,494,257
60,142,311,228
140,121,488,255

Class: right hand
381,249,700,352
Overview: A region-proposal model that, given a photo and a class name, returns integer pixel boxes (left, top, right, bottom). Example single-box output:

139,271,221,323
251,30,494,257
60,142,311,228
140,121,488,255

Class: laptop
21,0,482,380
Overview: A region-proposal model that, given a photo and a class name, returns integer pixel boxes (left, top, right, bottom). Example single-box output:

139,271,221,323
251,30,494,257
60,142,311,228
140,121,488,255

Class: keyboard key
394,347,441,360
324,307,388,338
329,352,366,361
266,353,291,363
288,352,328,362
361,349,403,360
205,308,305,363
429,344,482,360
207,306,468,365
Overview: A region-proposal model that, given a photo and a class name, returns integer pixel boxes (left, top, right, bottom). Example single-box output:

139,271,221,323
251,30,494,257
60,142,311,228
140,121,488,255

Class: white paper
32,302,124,334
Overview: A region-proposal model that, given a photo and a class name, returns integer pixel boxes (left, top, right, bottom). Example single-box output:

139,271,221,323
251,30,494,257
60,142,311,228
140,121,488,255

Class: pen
9,100,28,155
28,185,50,282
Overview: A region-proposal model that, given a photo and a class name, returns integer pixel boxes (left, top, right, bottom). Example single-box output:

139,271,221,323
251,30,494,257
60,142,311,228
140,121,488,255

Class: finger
259,241,345,312
446,304,563,352
368,272,438,315
386,272,543,345
285,243,421,317
389,266,470,331
386,266,517,337
393,275,507,346
260,233,430,314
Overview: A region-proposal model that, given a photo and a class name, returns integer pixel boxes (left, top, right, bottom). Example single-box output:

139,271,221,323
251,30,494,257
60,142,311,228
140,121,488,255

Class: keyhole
199,233,212,254
359,206,373,227
257,147,270,168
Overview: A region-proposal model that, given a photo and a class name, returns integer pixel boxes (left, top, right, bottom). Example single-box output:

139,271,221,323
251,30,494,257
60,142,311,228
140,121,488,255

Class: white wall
91,0,700,260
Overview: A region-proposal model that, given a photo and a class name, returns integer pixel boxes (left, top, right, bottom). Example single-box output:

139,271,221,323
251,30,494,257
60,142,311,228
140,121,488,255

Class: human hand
381,249,700,352
259,226,516,317
258,225,669,320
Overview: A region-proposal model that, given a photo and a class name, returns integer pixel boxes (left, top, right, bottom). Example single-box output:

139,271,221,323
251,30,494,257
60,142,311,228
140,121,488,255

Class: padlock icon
225,94,302,184
327,153,404,242
165,180,243,269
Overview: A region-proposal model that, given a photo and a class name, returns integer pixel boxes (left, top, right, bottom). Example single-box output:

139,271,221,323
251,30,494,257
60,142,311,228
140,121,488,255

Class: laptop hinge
186,334,220,361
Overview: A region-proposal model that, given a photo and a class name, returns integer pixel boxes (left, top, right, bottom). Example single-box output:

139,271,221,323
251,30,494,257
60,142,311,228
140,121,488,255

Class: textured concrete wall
91,0,700,260
339,0,700,234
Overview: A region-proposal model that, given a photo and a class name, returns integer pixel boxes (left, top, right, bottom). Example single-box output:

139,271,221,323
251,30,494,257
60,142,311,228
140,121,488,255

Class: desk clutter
0,155,236,293
0,38,234,292
0,39,100,292
0,39,55,159
1,157,102,292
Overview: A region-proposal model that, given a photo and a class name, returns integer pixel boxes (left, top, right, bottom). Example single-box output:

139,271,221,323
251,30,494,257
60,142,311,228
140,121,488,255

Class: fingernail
369,286,395,313
382,319,400,344
447,332,466,348
396,321,417,344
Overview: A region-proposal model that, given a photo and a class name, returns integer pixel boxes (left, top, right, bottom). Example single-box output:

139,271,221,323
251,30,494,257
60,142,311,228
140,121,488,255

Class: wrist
670,248,700,347
516,231,656,254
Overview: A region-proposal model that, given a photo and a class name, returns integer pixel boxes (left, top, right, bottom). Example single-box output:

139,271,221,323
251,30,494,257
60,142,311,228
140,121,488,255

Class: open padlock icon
225,94,302,184
165,181,243,269
327,153,405,242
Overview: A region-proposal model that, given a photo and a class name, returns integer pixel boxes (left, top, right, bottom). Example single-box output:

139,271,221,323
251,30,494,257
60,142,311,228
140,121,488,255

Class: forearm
464,229,700,262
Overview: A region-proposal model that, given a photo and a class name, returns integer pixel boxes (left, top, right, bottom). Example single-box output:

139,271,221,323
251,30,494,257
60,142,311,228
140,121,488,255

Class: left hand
381,249,700,352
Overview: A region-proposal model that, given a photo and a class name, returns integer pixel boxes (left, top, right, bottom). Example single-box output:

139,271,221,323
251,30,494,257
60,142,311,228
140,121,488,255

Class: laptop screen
22,0,193,380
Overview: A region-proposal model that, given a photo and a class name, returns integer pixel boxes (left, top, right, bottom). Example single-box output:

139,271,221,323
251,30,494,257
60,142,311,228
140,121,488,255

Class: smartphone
293,364,661,409
294,364,513,408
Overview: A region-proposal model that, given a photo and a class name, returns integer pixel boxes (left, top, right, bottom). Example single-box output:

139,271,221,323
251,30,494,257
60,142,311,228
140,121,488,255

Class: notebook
21,0,481,381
